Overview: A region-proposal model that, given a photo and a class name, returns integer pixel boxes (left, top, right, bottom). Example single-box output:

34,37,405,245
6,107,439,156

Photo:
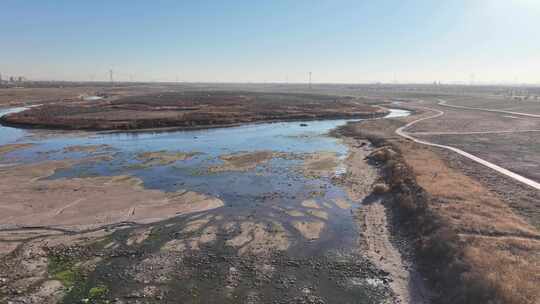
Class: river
0,107,410,303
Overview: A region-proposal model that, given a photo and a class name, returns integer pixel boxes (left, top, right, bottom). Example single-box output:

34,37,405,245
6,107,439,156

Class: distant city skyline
1,0,539,84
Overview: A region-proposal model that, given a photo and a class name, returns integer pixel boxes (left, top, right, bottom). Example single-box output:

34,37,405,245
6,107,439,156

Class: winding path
395,100,540,191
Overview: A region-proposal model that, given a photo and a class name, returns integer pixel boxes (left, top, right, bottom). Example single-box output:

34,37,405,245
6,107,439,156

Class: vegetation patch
87,285,109,302
47,245,112,303
48,255,84,289
0,91,386,131
136,150,201,167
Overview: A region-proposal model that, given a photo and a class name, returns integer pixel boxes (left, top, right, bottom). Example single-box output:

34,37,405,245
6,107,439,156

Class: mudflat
0,157,224,234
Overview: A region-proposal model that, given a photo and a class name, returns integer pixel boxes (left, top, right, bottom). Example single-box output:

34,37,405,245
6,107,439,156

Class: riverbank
338,109,540,304
338,136,431,303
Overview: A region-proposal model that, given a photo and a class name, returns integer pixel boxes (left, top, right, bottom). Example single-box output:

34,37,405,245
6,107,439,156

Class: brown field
444,95,540,114
407,102,540,133
0,87,99,106
400,142,540,304
398,96,540,228
0,85,178,107
438,147,540,230
420,132,540,182
0,91,386,131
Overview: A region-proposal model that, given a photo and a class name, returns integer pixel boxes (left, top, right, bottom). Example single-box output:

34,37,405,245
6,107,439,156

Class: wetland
0,102,413,303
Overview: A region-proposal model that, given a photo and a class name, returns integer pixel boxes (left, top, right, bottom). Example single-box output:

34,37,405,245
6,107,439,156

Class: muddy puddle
0,108,409,303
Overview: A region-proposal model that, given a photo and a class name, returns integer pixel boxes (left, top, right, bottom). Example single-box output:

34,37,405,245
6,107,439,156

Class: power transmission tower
109,69,114,84
309,72,312,89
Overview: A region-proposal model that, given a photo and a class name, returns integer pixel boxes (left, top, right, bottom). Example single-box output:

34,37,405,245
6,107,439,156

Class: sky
1,0,539,84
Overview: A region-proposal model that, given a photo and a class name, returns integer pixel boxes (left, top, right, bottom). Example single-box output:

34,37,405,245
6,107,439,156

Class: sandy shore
339,136,430,303
0,155,223,255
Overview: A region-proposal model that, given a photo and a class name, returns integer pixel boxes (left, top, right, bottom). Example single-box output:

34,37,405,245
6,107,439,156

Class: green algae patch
134,150,201,167
0,143,34,157
47,252,109,303
63,144,112,154
88,285,109,301
48,255,83,289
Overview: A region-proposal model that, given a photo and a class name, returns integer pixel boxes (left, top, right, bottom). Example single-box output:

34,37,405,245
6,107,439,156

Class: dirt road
395,101,540,191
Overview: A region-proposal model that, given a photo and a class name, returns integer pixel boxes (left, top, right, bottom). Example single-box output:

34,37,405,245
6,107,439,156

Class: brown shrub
372,183,390,194
374,142,503,304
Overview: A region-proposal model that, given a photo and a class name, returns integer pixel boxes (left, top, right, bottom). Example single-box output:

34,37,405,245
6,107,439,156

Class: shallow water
0,107,29,145
0,109,409,252
0,108,409,162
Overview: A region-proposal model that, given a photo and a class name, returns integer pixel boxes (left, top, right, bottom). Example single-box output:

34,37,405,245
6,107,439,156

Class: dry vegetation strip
340,118,540,304
398,143,540,304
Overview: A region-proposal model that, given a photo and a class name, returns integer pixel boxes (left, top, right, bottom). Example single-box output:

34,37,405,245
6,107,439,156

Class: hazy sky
1,0,539,83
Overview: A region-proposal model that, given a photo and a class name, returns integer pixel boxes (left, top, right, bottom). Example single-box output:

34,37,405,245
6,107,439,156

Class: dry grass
401,143,539,238
399,142,540,304
2,91,386,130
341,117,540,304
462,235,540,304
0,87,90,106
